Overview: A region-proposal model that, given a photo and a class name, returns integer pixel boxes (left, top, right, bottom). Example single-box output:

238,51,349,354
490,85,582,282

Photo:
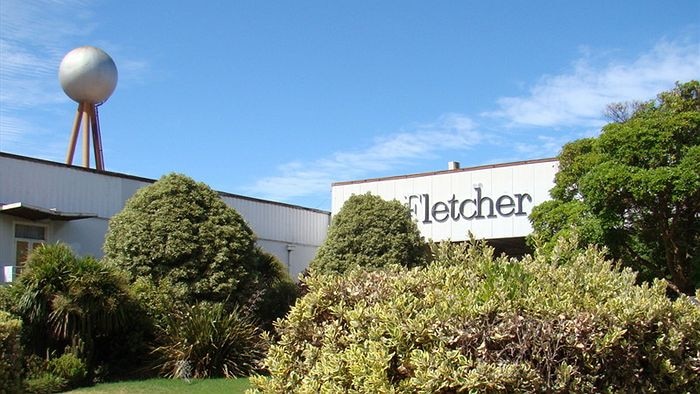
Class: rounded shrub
104,173,260,306
310,193,426,274
104,173,297,327
251,240,700,392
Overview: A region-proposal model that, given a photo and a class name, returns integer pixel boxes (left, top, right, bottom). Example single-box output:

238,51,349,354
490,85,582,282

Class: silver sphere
59,46,118,104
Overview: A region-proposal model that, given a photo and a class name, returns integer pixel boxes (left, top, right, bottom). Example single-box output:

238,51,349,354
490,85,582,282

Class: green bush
0,310,22,394
251,240,700,392
248,249,299,330
23,372,66,394
47,351,87,388
22,353,66,394
21,348,89,393
310,193,426,274
153,302,267,379
104,173,297,327
103,173,260,307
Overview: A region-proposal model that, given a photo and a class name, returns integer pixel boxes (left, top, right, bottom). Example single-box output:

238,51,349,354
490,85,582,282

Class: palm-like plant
14,244,133,374
48,256,131,368
153,302,266,378
15,244,74,354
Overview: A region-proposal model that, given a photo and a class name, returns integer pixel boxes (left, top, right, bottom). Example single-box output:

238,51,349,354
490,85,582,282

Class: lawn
65,377,252,393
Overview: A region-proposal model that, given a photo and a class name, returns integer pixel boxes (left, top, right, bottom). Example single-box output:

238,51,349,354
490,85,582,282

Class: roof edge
332,157,559,187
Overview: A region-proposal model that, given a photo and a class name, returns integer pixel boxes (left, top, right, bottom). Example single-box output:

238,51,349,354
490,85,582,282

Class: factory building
0,152,330,283
2,151,559,284
331,158,559,256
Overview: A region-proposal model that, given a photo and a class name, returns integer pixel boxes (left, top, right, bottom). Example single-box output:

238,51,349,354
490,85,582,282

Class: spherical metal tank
59,46,118,104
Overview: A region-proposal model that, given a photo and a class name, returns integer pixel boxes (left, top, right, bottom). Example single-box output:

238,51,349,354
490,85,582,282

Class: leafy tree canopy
530,81,700,294
103,173,273,308
310,193,426,274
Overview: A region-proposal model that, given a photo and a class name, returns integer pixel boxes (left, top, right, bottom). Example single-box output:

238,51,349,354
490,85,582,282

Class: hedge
251,240,700,392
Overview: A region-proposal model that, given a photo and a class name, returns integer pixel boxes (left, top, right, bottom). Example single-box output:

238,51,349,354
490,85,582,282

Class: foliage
251,239,700,392
47,351,87,389
529,80,700,294
104,173,258,305
152,302,266,379
22,350,88,394
0,310,22,394
247,249,299,330
103,173,296,325
310,193,426,274
23,372,67,394
9,243,135,379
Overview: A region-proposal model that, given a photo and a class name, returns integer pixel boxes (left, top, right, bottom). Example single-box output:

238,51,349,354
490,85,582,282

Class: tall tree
310,193,426,274
530,81,700,294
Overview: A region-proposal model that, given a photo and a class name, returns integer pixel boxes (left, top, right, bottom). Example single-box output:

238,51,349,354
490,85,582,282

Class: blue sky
1,1,698,210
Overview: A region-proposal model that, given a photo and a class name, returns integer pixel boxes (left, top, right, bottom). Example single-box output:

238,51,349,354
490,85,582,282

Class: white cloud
486,39,700,128
244,114,484,201
249,37,700,204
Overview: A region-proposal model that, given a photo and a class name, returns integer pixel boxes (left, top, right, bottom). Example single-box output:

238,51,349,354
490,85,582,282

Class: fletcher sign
406,186,532,224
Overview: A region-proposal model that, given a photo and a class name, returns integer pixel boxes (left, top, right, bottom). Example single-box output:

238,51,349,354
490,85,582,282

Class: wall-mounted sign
407,187,532,224
331,158,558,242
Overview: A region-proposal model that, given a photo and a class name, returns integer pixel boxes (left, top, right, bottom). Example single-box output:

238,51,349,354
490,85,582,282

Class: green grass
65,377,251,393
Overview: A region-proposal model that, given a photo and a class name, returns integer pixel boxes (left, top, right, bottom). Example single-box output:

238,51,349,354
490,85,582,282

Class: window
14,223,47,273
15,224,46,240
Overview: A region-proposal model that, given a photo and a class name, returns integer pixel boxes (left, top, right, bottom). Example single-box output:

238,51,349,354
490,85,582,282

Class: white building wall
331,159,558,242
1,153,330,282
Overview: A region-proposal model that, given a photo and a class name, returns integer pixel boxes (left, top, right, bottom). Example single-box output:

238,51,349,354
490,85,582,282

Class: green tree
103,173,296,321
310,193,426,274
530,81,700,294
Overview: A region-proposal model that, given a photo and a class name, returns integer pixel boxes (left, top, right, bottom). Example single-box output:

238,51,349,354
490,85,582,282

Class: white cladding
1,153,329,281
332,159,558,242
